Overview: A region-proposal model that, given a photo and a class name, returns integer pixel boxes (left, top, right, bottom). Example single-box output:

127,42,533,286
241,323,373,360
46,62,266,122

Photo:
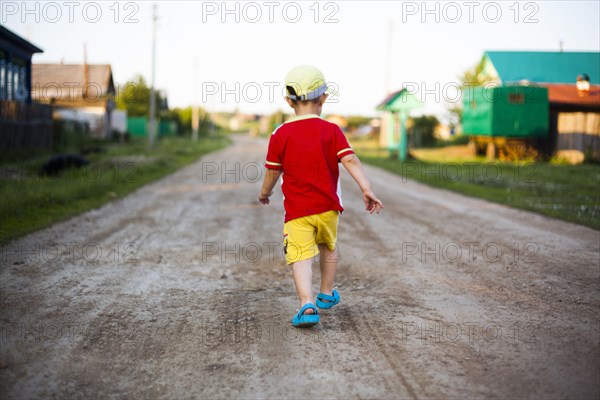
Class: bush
52,119,91,152
409,115,439,148
434,134,470,147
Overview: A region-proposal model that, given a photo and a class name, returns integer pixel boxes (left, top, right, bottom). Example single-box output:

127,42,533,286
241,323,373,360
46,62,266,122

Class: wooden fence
556,111,600,160
0,100,53,151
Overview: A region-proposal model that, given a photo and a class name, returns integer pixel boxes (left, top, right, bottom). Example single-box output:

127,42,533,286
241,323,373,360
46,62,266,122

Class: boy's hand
341,154,382,214
259,190,273,205
259,168,282,205
363,190,383,214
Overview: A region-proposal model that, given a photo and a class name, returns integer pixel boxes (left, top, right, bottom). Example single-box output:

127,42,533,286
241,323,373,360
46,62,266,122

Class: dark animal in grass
40,154,89,176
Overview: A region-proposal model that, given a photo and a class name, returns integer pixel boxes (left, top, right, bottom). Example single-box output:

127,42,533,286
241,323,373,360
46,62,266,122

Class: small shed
127,117,177,137
463,86,549,137
376,88,422,160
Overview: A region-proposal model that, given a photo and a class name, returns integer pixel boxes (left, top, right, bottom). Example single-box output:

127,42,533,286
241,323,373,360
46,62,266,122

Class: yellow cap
284,65,328,101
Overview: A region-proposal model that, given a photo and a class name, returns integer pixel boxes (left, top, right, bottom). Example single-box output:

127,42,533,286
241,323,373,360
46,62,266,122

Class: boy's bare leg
318,243,338,296
291,258,315,314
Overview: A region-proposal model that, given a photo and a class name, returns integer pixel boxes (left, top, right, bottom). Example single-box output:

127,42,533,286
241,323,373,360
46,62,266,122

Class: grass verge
0,135,230,244
353,139,600,230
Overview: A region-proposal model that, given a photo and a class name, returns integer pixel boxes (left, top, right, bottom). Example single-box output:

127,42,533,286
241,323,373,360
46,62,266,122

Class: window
0,60,5,100
0,62,29,102
15,66,27,102
7,62,13,100
509,93,525,104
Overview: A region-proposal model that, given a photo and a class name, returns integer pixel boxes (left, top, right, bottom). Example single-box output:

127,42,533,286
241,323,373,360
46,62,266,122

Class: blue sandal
316,290,340,309
292,303,319,328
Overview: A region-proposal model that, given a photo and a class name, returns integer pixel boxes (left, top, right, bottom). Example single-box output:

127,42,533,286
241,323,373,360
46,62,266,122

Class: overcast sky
3,1,599,120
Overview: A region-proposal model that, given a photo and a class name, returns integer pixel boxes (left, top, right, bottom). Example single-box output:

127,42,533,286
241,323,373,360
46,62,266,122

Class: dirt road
1,134,598,399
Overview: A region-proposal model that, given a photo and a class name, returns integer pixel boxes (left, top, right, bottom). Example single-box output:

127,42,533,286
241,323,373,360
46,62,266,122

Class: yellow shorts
283,210,339,265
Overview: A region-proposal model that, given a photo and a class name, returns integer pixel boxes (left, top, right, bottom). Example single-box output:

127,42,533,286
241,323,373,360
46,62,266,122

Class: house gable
32,63,115,106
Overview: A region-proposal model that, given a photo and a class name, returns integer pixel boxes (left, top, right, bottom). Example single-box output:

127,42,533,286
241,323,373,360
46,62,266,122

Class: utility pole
385,21,394,94
384,21,394,150
83,43,89,99
192,106,199,142
148,3,158,146
192,57,199,142
210,95,216,136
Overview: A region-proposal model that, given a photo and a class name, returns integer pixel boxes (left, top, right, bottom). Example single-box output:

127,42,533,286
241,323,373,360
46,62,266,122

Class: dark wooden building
0,25,42,103
0,26,52,151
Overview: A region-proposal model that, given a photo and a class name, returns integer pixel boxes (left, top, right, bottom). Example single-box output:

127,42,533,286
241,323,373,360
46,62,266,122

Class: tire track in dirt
336,305,419,399
1,134,598,399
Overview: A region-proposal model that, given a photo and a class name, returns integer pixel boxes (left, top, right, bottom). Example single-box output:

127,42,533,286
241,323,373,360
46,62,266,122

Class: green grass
0,135,230,244
353,138,600,230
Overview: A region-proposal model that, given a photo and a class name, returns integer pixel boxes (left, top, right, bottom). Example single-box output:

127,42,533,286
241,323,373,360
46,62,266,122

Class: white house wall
53,106,107,139
111,109,127,133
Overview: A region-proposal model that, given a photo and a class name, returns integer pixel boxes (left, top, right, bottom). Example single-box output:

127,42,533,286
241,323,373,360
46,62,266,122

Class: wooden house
478,51,600,159
32,63,116,139
0,25,52,150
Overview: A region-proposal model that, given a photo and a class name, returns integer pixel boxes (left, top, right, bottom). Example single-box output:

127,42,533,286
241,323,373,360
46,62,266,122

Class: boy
259,65,383,328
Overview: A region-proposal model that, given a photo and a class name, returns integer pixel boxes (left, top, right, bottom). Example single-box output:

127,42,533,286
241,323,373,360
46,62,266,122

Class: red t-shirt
265,115,355,223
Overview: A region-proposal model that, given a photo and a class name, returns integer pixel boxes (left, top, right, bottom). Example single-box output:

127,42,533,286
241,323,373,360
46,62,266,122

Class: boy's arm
259,168,283,205
340,154,383,214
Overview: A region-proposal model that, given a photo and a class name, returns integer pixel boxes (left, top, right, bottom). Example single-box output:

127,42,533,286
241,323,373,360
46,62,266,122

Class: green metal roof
485,51,600,84
376,88,422,112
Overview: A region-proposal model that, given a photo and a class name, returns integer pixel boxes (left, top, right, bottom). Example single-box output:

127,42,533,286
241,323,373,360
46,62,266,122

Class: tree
176,107,193,132
116,75,165,117
458,56,495,88
346,115,372,134
169,106,210,136
448,56,495,128
446,105,462,131
268,110,286,132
